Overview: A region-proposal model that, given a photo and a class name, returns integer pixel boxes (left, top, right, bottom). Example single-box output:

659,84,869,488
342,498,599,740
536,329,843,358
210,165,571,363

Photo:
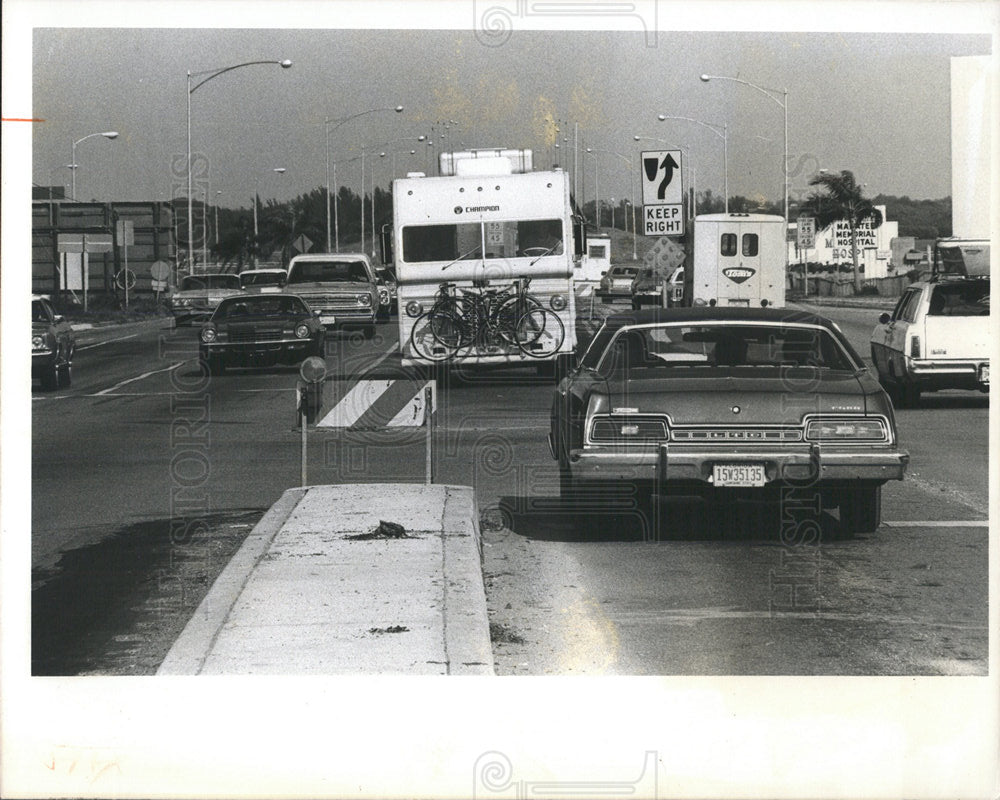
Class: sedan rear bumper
566,444,909,485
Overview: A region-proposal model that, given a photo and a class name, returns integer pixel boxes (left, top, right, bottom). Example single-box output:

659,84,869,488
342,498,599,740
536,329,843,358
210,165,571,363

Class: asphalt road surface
31,304,989,675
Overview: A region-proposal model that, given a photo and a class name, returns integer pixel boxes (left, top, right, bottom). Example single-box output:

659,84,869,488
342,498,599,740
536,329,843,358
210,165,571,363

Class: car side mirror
601,271,607,276
313,309,321,317
878,312,891,325
53,314,65,323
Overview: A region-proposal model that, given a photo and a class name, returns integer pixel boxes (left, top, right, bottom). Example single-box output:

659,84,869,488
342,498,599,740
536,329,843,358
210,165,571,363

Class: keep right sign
640,149,684,236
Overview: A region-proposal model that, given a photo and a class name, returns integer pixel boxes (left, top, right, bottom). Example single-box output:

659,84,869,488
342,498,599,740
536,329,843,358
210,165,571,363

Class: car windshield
612,267,638,278
927,280,989,316
32,300,52,323
287,260,371,283
241,272,285,287
597,323,857,377
215,296,308,319
181,275,241,291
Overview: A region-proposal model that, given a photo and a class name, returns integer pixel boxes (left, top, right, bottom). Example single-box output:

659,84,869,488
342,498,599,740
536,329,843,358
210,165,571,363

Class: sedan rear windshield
181,275,241,290
241,272,286,287
287,260,371,283
597,323,857,376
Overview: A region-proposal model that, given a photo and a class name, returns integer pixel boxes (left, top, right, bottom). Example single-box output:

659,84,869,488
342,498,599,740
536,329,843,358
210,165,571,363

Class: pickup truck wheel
839,485,881,535
58,363,72,388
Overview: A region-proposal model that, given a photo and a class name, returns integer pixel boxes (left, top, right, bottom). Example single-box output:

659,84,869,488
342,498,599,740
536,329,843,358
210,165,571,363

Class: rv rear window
401,219,563,263
742,234,759,257
720,233,737,257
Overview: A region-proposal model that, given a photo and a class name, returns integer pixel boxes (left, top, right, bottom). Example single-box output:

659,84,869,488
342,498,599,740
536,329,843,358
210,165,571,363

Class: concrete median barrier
157,483,493,675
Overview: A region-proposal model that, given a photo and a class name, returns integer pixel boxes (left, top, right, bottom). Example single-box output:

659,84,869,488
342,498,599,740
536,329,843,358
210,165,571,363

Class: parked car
284,253,379,338
870,275,990,406
550,307,909,536
198,293,326,375
374,266,397,320
32,295,75,390
631,265,685,309
239,268,287,293
597,264,640,302
168,273,243,326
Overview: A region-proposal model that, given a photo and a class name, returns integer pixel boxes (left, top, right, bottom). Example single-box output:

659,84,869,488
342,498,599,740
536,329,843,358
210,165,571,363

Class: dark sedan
550,307,909,536
199,294,326,375
32,295,75,390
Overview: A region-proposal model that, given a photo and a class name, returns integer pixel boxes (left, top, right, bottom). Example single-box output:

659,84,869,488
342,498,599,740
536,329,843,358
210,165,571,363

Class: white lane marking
94,362,184,395
76,333,140,351
881,520,988,528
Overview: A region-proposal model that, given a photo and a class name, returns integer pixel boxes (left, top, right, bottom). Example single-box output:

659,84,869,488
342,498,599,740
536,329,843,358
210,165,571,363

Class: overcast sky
21,4,991,213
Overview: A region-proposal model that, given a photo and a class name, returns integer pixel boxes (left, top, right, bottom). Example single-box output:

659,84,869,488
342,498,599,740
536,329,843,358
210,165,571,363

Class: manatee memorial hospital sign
790,204,898,279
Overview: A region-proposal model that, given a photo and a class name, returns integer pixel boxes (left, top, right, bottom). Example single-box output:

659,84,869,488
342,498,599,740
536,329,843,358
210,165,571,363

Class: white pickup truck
870,269,990,407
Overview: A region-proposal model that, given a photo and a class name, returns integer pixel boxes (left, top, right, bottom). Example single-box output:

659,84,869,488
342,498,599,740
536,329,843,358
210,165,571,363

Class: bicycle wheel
492,295,543,346
409,311,461,362
514,307,565,358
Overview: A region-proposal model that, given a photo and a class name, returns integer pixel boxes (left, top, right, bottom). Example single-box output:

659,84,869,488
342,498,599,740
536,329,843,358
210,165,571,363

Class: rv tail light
760,299,769,307
693,298,708,307
910,335,921,359
550,294,567,311
709,299,717,307
405,301,423,318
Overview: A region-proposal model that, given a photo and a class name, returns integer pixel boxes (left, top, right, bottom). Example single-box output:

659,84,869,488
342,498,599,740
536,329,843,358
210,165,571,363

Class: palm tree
800,170,883,292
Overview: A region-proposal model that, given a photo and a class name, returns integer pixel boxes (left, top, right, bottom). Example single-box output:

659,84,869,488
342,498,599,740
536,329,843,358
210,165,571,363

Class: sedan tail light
910,335,921,359
805,417,889,442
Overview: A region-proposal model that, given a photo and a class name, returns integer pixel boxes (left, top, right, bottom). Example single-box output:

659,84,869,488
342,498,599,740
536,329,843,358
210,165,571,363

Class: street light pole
70,131,118,200
588,146,638,260
324,106,403,252
188,59,292,272
699,74,786,226
657,114,728,213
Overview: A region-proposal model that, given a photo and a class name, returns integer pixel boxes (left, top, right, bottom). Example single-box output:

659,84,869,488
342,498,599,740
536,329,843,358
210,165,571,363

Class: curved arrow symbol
657,154,679,200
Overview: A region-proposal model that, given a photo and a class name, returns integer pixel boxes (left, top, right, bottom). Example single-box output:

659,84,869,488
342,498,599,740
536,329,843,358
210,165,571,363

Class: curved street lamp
187,59,292,270
325,106,403,252
70,131,118,200
699,73,787,226
657,114,727,213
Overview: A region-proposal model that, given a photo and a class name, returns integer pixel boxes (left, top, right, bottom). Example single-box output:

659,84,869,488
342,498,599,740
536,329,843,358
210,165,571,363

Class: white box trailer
691,213,786,308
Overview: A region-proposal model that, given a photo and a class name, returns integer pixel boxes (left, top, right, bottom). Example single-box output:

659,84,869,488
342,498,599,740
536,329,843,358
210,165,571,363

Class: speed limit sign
115,269,137,290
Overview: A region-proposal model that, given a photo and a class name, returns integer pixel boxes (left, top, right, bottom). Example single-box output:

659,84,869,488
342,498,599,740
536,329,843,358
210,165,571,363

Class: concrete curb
157,489,305,675
441,487,493,675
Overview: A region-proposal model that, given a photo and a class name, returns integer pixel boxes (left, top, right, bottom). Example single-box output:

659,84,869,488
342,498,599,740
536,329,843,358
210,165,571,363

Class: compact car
168,273,243,325
550,307,909,536
597,264,641,302
32,295,75,390
199,293,326,375
631,265,685,309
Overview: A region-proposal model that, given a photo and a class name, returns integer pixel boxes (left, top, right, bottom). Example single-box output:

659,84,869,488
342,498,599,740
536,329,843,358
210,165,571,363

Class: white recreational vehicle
691,213,786,308
391,149,581,371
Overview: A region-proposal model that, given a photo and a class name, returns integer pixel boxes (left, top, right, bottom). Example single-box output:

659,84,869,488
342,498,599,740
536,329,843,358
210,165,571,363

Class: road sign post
424,384,434,485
